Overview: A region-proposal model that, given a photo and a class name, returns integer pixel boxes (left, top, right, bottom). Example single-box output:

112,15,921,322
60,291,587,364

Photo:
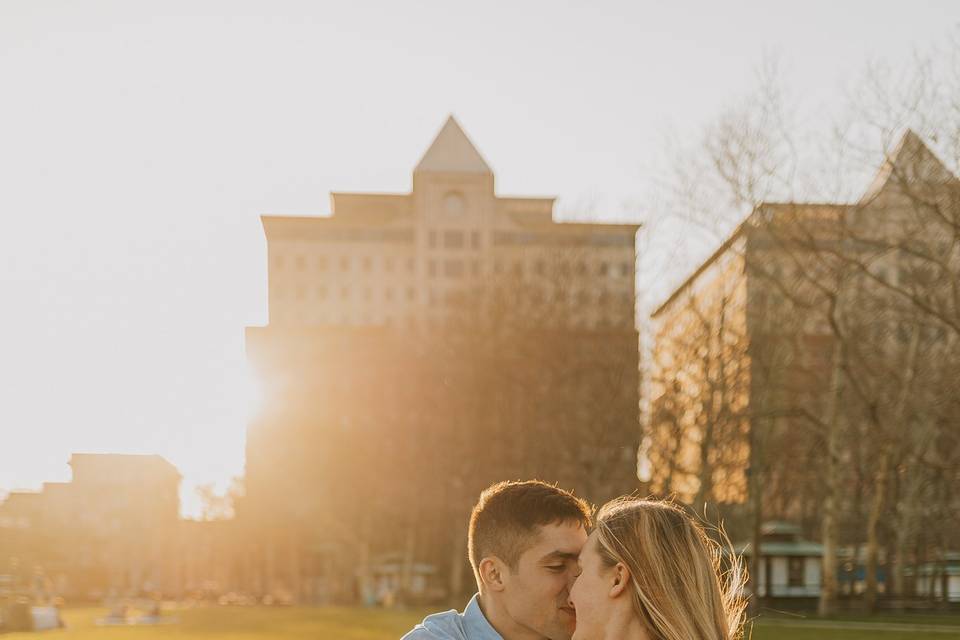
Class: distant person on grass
401,480,591,640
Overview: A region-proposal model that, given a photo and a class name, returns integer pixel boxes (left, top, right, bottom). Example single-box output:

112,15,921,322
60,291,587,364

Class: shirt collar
463,593,504,640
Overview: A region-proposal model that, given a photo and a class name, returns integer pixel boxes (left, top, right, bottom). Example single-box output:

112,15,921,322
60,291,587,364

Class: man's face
500,520,587,640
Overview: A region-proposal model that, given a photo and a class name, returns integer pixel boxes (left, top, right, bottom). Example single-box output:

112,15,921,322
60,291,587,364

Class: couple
402,481,746,640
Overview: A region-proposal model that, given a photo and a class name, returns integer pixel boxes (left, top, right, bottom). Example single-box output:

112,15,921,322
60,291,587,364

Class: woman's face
568,531,612,640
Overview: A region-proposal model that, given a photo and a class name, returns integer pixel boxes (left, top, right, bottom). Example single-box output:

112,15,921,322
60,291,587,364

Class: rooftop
651,130,955,318
414,115,492,175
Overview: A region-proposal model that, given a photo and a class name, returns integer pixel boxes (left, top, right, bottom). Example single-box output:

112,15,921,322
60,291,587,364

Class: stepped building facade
263,116,637,331
647,131,960,560
242,117,642,604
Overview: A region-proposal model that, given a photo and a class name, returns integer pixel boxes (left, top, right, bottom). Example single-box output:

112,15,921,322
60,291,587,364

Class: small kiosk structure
910,552,960,604
737,521,823,602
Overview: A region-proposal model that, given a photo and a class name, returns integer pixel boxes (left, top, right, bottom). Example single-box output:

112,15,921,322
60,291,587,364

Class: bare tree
645,36,960,616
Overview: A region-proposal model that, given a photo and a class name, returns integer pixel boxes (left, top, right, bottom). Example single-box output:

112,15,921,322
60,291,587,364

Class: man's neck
476,592,544,640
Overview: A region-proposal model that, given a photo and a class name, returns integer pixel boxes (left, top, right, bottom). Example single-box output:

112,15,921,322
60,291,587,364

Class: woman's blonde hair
594,498,747,640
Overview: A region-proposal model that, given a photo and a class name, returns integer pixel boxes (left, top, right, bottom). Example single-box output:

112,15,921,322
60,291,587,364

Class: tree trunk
819,344,844,617
819,480,839,616
748,413,765,615
356,513,372,606
892,531,905,601
399,520,418,606
265,533,276,599
864,447,890,611
866,326,920,610
288,528,302,604
448,512,469,607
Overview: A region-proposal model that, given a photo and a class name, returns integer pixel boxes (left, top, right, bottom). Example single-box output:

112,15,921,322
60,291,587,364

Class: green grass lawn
3,606,957,640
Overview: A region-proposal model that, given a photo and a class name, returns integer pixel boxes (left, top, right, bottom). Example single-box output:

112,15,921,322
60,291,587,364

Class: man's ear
609,562,631,599
478,557,507,592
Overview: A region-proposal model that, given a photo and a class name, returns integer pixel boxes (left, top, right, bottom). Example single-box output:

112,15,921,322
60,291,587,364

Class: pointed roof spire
860,129,958,203
415,116,492,175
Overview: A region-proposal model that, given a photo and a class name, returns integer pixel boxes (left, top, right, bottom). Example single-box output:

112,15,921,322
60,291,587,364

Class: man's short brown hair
468,480,593,575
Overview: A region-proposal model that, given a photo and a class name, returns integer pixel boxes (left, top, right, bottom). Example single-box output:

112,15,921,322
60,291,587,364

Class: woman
569,498,747,640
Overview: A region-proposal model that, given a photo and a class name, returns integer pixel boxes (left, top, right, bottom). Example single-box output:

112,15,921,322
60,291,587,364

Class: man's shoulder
400,607,467,640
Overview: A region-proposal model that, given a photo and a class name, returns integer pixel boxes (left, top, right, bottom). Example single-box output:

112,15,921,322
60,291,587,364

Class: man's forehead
524,520,587,558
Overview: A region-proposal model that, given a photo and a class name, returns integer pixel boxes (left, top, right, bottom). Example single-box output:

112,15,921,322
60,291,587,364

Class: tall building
263,116,637,330
242,117,641,604
0,454,181,599
647,130,960,540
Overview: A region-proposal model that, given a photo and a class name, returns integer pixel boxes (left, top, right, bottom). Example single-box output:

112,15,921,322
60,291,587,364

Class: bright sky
2,1,958,516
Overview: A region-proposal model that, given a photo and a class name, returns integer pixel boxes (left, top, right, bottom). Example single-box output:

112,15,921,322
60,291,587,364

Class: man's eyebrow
539,550,580,563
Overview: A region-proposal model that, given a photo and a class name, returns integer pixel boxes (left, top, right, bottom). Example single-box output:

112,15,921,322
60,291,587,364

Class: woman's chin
570,620,589,640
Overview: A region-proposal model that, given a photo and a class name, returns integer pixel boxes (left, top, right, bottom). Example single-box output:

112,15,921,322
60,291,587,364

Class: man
402,480,592,640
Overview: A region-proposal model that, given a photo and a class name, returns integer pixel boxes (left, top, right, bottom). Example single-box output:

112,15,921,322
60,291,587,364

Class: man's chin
549,628,575,640
557,608,577,638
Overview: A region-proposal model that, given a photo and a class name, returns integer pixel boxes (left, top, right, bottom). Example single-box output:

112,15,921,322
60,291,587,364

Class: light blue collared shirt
401,593,502,640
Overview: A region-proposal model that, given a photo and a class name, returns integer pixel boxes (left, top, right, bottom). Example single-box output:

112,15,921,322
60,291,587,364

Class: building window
444,259,465,278
296,284,306,300
513,261,523,277
341,287,350,300
385,257,394,273
535,260,545,276
364,287,372,300
295,255,306,271
273,254,285,270
444,230,465,249
428,260,437,277
340,256,350,272
576,262,587,276
788,557,805,587
407,287,416,301
407,257,415,272
385,288,393,301
471,231,481,249
316,285,327,300
620,262,632,277
599,262,609,276
471,260,480,277
362,256,372,273
317,256,328,271
429,231,437,249
443,191,466,215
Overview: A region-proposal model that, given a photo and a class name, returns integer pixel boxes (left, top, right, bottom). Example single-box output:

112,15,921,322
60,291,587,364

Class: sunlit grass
3,606,956,640
7,606,432,640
